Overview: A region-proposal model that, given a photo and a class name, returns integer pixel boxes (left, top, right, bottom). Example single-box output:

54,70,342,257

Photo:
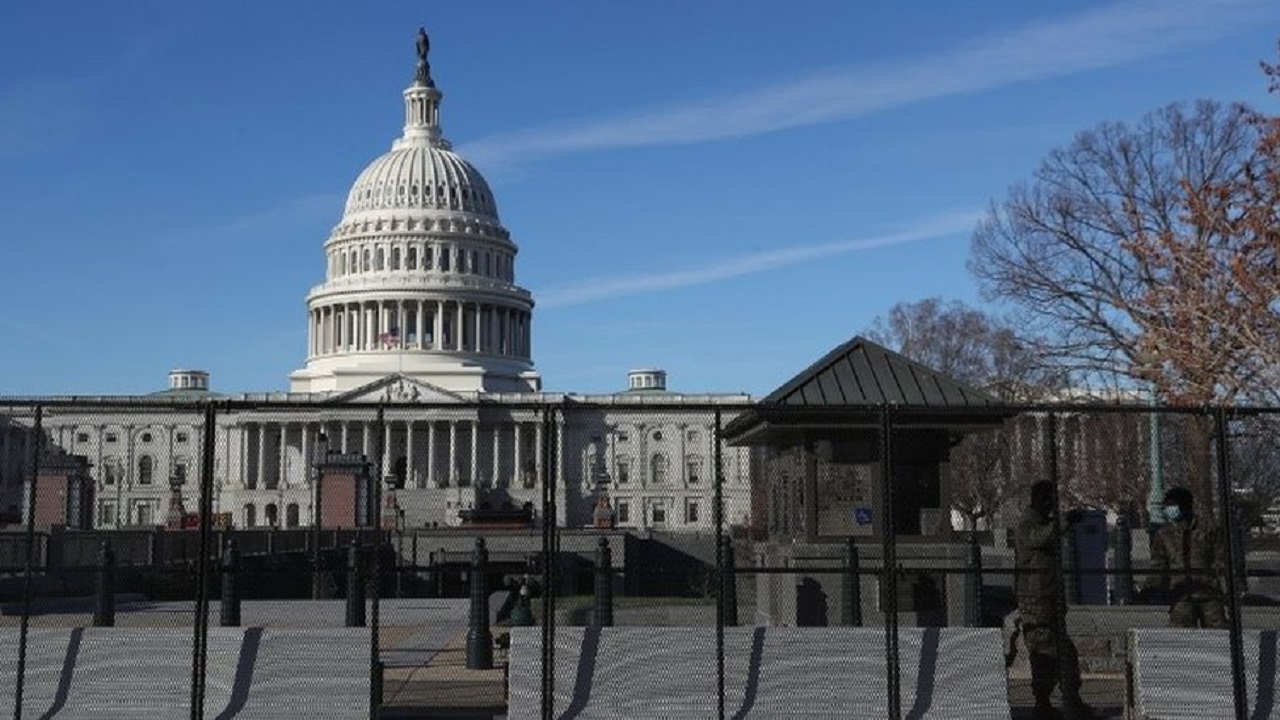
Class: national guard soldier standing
1145,486,1228,628
1015,480,1093,720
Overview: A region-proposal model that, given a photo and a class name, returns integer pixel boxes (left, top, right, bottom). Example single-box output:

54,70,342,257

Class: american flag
380,326,401,348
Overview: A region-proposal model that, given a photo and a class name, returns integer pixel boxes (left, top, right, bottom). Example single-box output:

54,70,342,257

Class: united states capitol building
0,31,754,533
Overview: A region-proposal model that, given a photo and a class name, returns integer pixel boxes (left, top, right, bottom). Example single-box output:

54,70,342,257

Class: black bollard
221,537,241,627
346,539,366,628
965,531,983,627
841,537,861,626
466,538,494,669
722,536,738,627
1113,516,1132,605
93,540,115,627
594,537,614,627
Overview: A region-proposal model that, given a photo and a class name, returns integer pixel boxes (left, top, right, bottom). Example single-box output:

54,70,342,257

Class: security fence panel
373,401,551,718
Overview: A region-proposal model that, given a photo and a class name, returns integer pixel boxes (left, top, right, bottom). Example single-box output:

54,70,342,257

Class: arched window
138,455,154,485
265,503,279,527
286,503,300,528
376,248,385,270
391,247,401,270
244,503,256,528
362,249,371,271
407,247,417,270
650,453,668,484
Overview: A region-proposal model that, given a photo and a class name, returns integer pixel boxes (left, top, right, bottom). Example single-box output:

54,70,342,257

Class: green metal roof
722,335,1007,444
760,335,1000,407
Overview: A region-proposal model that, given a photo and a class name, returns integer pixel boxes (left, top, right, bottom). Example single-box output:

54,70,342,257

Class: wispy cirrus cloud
460,0,1272,170
536,211,981,309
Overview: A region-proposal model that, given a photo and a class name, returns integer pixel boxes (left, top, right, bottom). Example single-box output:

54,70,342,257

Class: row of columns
241,418,553,491
309,299,530,359
328,240,512,282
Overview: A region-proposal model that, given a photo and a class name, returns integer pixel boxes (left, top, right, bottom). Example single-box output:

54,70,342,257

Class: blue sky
0,1,1275,397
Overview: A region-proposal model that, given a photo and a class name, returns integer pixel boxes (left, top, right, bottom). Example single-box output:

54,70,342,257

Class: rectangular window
98,502,116,527
651,501,666,525
615,458,630,484
105,433,118,443
687,458,701,484
176,432,189,443
76,432,89,443
686,499,699,524
687,430,699,443
617,500,630,524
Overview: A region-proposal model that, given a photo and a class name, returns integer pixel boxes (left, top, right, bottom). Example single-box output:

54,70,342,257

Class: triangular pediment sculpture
332,374,467,404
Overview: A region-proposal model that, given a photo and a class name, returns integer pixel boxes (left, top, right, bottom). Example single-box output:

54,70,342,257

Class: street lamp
311,431,329,599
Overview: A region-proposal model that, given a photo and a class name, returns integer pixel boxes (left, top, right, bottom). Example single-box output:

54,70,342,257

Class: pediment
333,374,467,404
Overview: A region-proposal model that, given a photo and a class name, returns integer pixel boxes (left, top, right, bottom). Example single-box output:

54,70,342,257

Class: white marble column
341,421,350,454
256,424,265,490
492,423,501,487
434,300,444,350
239,425,248,489
362,421,371,461
416,300,426,349
513,422,522,487
301,424,310,486
383,420,393,475
278,423,287,488
448,421,457,485
426,422,436,487
534,421,543,486
469,420,478,486
456,302,465,352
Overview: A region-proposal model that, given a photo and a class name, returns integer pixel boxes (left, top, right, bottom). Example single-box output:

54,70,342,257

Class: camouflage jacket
1014,509,1064,625
1146,516,1225,598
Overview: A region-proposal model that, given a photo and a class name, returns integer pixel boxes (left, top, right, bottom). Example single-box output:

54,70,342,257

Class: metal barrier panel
3,399,1277,719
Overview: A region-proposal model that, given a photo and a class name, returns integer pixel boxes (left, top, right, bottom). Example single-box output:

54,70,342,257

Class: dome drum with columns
290,35,539,395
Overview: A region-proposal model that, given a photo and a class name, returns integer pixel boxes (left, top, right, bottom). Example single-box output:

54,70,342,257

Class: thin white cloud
537,211,981,309
459,0,1271,169
150,192,342,248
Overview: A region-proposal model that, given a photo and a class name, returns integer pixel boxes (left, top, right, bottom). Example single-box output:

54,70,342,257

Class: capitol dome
290,29,540,396
342,145,499,220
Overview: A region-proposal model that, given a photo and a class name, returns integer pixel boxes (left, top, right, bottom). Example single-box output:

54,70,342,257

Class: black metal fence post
94,539,116,627
713,408,726,720
185,401,218,720
593,537,613,627
346,539,366,628
965,530,983,627
1112,516,1132,606
14,405,43,720
842,537,861,627
1215,407,1248,720
467,537,493,670
722,535,738,628
220,537,240,627
879,405,900,720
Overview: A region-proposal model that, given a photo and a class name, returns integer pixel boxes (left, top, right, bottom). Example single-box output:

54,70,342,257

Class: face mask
1163,505,1182,522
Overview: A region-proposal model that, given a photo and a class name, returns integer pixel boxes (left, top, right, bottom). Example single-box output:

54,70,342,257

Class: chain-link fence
1,400,1276,719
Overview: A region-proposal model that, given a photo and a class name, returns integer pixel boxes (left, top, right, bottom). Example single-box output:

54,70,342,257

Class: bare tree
866,298,1060,530
969,99,1264,505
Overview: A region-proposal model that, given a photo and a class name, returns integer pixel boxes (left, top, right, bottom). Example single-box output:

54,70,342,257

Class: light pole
311,431,329,600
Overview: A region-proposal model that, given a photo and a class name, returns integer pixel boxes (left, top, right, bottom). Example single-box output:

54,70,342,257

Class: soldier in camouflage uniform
1145,486,1227,628
1015,481,1093,720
